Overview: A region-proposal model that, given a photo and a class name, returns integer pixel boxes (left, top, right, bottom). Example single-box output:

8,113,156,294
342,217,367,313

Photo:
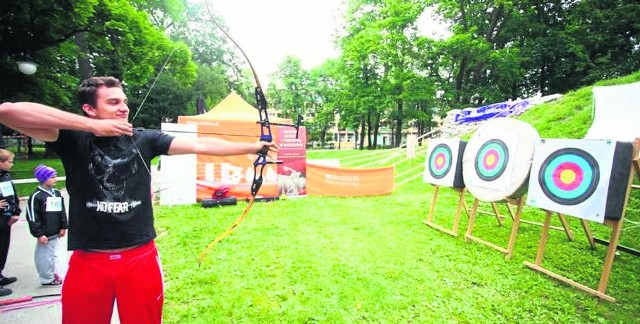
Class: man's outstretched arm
168,136,278,157
0,102,133,141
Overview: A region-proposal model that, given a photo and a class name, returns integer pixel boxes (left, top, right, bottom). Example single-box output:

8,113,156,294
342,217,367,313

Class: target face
526,139,622,223
538,148,599,205
474,139,509,181
423,138,465,187
428,144,453,179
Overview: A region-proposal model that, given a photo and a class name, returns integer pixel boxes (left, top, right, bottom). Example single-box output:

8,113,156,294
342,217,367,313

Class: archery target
423,138,466,188
475,139,509,181
463,118,540,202
527,139,633,223
538,148,599,205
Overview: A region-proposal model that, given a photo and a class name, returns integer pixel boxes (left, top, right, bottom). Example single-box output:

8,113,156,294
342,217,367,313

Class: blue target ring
429,144,453,179
474,139,509,181
538,148,599,205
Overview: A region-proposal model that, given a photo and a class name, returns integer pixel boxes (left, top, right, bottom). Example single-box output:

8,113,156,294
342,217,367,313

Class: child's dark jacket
0,170,21,216
26,187,68,238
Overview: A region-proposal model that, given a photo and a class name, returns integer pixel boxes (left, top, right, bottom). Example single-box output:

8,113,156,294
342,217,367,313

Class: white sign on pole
406,134,417,158
159,123,197,205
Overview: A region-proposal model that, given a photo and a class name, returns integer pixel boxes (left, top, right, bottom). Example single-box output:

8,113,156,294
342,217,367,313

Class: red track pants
61,241,164,324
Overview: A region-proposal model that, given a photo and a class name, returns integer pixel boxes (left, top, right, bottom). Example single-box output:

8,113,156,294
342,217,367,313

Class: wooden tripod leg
491,202,504,226
465,198,480,242
508,198,572,233
460,188,472,219
580,219,596,249
425,186,440,223
505,202,515,219
525,212,616,302
452,188,465,234
598,219,624,295
533,211,553,265
505,198,525,260
461,199,472,219
557,213,574,241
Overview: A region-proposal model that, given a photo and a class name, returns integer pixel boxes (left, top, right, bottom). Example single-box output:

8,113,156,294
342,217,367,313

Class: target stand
524,138,639,302
465,197,574,259
422,186,471,237
502,201,574,240
464,197,526,259
461,118,574,259
422,138,471,236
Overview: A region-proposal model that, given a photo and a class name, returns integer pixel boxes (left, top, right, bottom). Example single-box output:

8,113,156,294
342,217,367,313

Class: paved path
0,190,120,323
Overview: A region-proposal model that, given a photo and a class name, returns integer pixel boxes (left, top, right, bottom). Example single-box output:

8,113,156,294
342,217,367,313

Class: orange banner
306,163,394,196
192,123,279,200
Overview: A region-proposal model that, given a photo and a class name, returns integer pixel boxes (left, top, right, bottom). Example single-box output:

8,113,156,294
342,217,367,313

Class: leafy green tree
82,0,197,128
129,73,192,129
432,0,640,98
339,2,384,148
562,0,640,88
0,0,98,107
340,0,426,148
129,0,186,29
305,60,342,146
427,0,524,107
167,0,257,110
270,56,310,120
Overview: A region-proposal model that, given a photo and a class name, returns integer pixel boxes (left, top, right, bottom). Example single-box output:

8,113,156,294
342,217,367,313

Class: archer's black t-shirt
49,128,174,250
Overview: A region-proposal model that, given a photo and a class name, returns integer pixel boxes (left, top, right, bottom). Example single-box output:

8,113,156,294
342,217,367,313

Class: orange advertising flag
306,163,394,196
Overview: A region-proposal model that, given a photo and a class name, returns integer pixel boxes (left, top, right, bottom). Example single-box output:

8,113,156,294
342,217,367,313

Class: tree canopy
1,0,638,145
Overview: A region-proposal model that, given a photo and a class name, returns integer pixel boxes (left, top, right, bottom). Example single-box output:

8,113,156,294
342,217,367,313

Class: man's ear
82,104,97,117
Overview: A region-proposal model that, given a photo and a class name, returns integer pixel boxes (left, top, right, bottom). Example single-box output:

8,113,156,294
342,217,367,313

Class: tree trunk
454,56,468,103
320,128,327,147
394,99,403,147
74,32,92,80
366,109,372,149
373,117,380,149
359,118,365,150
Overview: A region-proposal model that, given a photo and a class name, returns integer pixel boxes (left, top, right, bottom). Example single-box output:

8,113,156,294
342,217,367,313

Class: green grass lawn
154,178,640,323
6,71,640,322
154,71,640,322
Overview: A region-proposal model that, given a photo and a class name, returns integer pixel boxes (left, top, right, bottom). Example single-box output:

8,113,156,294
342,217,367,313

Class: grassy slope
154,71,640,323
518,71,640,139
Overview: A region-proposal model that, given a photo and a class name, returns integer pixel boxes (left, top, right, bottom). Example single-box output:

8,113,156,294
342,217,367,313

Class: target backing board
462,118,540,202
526,139,633,223
423,138,467,188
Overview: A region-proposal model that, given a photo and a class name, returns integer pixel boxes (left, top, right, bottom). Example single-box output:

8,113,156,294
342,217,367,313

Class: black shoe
0,286,11,296
0,276,17,286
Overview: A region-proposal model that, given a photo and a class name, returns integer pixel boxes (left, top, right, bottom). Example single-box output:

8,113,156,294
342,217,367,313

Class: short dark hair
76,76,123,107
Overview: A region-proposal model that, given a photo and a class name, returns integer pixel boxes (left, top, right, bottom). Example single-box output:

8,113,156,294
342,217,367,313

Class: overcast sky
212,0,344,85
210,1,449,85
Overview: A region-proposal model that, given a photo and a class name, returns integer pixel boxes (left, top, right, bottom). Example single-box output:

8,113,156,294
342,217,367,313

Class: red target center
482,149,500,170
552,162,583,190
434,153,446,169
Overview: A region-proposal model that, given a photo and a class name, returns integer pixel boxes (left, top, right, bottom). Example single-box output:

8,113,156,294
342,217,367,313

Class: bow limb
197,3,272,266
197,157,269,265
197,196,255,264
203,3,263,91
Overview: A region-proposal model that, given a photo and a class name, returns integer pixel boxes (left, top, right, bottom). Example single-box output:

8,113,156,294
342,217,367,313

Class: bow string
197,3,301,265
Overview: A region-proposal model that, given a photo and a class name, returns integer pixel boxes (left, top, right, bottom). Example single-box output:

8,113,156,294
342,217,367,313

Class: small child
0,149,20,296
26,164,67,286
